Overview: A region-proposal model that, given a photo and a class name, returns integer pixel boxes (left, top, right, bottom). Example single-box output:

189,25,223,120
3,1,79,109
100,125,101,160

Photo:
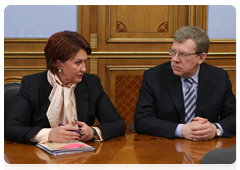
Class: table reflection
33,143,102,164
133,135,181,164
175,138,223,161
4,134,236,164
175,138,224,163
133,134,232,164
36,138,127,164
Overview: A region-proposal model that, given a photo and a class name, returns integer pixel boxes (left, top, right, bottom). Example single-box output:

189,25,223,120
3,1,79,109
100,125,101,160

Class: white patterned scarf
46,70,77,128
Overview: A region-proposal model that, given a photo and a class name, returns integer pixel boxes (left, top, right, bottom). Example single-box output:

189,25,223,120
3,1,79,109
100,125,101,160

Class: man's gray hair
174,26,210,54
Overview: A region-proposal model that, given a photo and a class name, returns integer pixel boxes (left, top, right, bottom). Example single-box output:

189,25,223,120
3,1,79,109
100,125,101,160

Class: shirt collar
181,65,200,84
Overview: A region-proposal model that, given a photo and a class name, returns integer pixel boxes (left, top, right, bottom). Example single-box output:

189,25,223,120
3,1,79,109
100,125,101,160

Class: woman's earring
59,70,61,73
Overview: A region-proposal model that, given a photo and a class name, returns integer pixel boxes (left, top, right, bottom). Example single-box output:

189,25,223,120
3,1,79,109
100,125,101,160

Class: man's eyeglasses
168,48,202,59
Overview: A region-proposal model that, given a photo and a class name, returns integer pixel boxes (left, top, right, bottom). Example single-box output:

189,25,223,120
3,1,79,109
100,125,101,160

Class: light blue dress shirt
174,65,223,138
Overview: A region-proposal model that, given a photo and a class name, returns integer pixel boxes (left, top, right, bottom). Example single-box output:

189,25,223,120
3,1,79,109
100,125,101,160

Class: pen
58,123,85,136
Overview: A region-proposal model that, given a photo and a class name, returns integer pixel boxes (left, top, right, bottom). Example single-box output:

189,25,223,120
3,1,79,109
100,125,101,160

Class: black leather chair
4,76,22,123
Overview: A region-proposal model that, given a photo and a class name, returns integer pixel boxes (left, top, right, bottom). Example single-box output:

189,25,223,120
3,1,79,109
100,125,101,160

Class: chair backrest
4,76,22,123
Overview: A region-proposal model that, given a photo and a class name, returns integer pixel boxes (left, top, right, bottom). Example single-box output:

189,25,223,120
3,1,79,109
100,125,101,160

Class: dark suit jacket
4,71,126,143
201,145,236,164
134,61,236,139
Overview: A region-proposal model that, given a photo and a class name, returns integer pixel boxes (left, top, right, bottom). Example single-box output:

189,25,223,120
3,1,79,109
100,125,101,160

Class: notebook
36,140,96,156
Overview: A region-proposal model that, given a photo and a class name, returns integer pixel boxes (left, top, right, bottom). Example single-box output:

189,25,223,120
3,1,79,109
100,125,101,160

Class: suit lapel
166,70,185,123
195,63,213,117
39,75,52,127
75,81,89,122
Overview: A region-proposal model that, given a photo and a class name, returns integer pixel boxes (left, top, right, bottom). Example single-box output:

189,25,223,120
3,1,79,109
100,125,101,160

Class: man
201,145,236,164
134,26,236,141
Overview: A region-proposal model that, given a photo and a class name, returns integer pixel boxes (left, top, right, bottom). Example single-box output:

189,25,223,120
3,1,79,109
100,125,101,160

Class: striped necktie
184,78,196,123
183,153,195,164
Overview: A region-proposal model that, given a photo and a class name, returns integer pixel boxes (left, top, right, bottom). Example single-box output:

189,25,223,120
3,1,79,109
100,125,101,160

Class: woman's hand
74,120,94,141
48,124,80,142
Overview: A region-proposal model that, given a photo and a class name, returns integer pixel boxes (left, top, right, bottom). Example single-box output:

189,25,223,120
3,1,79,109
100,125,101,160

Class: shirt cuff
31,128,51,143
174,124,183,138
92,127,104,142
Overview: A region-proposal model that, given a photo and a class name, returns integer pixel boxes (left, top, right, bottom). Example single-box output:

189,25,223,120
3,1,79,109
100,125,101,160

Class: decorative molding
107,38,174,42
4,51,236,59
189,5,196,26
4,65,46,71
117,21,127,32
114,75,143,133
4,38,236,44
107,5,209,42
107,65,152,95
90,58,98,74
90,33,97,49
4,52,44,55
107,65,155,70
4,68,46,71
157,21,168,32
4,38,48,43
210,39,236,43
108,5,175,42
106,65,236,71
220,66,236,71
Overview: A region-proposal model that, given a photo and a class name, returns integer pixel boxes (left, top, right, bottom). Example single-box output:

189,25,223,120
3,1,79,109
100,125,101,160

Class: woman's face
57,49,87,85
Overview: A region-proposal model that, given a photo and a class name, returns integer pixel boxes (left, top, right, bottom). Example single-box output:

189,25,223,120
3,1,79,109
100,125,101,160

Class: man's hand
179,137,221,161
182,117,216,141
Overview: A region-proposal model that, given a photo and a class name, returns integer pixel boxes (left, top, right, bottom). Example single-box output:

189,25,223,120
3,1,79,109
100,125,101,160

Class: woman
4,31,126,144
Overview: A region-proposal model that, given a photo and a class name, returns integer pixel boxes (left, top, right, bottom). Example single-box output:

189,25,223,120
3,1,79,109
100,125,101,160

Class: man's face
171,39,204,78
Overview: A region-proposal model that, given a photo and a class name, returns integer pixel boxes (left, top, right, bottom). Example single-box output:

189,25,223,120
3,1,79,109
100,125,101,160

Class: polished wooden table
4,134,236,164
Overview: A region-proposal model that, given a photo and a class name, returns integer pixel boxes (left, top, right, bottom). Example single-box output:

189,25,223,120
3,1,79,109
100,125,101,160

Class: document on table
36,140,96,156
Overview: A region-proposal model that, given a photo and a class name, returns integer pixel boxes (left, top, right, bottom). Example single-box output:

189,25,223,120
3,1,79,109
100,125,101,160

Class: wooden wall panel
4,5,236,133
108,5,175,41
4,39,47,52
109,70,145,133
228,70,236,96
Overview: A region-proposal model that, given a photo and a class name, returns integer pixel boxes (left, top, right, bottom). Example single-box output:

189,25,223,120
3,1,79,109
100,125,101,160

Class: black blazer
134,61,236,139
4,71,126,143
